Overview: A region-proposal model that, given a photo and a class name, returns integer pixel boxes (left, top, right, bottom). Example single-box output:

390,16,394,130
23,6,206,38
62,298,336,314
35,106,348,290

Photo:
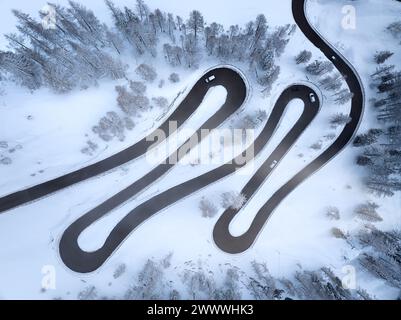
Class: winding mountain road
0,0,363,273
59,84,319,273
214,0,364,253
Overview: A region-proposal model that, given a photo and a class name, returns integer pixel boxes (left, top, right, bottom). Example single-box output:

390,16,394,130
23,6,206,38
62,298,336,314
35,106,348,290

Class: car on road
270,160,278,169
309,93,316,103
205,75,216,83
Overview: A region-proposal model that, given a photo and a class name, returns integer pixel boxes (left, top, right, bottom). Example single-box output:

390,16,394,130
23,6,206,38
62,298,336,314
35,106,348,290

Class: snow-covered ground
0,0,400,299
307,0,401,297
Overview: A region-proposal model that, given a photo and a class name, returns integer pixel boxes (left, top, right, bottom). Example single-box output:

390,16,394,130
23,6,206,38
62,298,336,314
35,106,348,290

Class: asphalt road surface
0,0,363,273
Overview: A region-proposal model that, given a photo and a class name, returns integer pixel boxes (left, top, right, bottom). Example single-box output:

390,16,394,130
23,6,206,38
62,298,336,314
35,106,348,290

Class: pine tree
68,1,108,49
333,89,354,105
306,60,334,76
319,73,343,91
0,51,42,90
330,113,352,127
295,50,312,64
186,10,204,42
354,202,383,222
199,197,218,218
249,14,268,62
374,51,394,64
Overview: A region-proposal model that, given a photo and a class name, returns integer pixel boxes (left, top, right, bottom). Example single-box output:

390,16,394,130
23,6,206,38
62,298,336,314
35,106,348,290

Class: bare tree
92,111,126,141
169,72,180,83
81,140,98,156
135,63,157,82
183,269,216,300
199,197,218,218
247,261,282,300
221,192,246,210
152,96,169,109
129,80,147,95
326,206,340,220
113,263,127,279
215,268,242,300
125,259,165,300
115,85,150,115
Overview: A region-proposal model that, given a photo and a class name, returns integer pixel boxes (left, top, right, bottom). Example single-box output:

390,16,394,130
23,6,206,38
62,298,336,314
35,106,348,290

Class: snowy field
0,0,400,300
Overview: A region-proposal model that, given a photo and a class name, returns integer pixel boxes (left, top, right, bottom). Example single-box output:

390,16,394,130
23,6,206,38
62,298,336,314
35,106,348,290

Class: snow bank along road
0,0,363,273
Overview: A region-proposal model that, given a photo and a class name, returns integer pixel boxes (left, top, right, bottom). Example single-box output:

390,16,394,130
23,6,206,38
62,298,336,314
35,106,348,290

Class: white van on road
205,75,216,83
